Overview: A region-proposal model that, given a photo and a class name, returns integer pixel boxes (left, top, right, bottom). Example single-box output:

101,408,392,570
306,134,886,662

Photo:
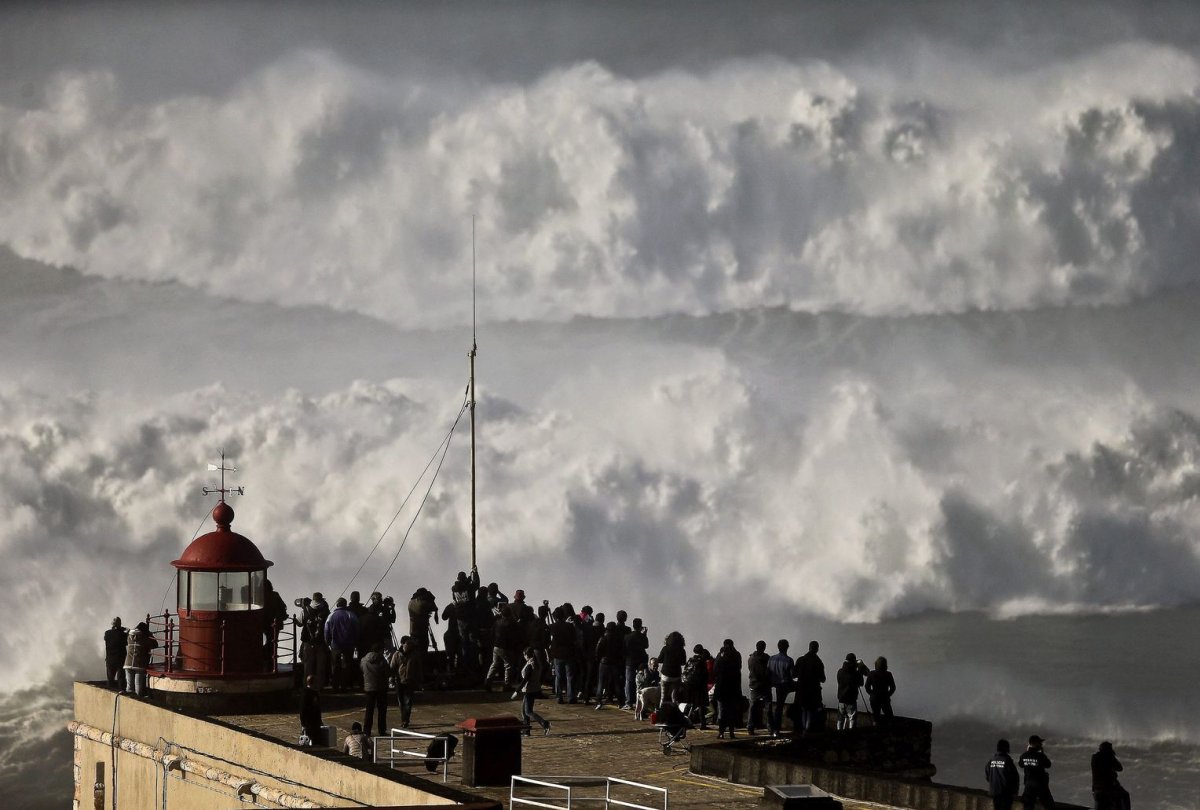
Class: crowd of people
103,565,1133,806
280,567,903,741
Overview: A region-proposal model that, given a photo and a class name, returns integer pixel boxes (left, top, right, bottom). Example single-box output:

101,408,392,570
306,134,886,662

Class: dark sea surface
6,606,1198,809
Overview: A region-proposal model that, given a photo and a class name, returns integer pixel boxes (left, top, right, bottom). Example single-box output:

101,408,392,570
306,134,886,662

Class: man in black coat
622,618,650,710
1091,741,1130,810
1018,735,1055,810
299,675,323,746
103,617,128,691
985,739,1020,810
795,640,826,733
746,640,770,735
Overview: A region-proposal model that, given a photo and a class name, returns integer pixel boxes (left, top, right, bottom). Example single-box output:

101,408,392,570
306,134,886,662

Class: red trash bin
456,716,524,787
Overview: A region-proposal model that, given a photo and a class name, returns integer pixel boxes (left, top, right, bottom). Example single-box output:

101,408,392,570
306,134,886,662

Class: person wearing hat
985,738,1020,810
1091,741,1130,810
1018,734,1054,810
103,617,129,691
310,592,330,625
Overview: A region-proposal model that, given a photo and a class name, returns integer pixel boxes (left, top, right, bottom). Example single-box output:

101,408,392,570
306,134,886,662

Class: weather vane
202,450,244,502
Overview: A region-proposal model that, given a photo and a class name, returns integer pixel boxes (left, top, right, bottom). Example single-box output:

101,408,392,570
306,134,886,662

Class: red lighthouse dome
173,503,273,572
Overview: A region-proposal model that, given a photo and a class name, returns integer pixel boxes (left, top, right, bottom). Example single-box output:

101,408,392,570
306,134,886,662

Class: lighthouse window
249,570,265,609
189,571,219,611
218,572,252,611
177,571,188,611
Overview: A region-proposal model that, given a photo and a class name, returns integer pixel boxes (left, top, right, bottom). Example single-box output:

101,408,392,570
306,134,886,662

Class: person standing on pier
767,639,795,737
361,643,391,737
746,640,770,735
985,739,1020,810
123,621,158,698
796,641,826,733
104,617,128,691
1091,741,1130,810
623,617,649,710
390,635,420,729
864,656,896,722
1019,735,1055,810
325,597,359,692
712,639,743,739
657,631,687,708
836,653,869,730
519,647,551,736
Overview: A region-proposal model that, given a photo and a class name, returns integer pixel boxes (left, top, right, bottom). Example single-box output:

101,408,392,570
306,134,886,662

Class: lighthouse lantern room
145,455,295,710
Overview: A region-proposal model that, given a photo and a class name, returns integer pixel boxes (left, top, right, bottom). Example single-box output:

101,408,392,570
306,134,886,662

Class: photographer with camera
408,587,439,654
294,595,330,689
369,591,397,653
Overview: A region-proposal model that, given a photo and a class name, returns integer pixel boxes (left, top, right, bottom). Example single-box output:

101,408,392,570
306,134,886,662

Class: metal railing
510,776,668,810
143,610,296,676
372,729,456,783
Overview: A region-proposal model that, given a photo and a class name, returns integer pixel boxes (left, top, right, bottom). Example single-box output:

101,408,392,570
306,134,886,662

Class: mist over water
4,2,1200,806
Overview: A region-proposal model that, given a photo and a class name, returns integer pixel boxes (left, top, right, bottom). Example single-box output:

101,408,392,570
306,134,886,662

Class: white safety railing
510,775,667,810
607,776,668,810
372,728,455,782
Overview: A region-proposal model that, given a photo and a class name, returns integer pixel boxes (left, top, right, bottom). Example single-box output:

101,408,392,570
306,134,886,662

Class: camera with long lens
293,597,308,608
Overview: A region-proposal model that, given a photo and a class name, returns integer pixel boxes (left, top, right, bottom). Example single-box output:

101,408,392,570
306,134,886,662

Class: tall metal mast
469,217,477,570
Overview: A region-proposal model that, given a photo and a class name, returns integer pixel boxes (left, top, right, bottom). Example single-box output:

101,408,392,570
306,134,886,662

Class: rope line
370,395,468,595
339,388,470,599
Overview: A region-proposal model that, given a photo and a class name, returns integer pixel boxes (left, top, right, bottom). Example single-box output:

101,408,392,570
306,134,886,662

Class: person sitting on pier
343,721,369,760
864,656,896,722
835,653,869,730
635,659,661,720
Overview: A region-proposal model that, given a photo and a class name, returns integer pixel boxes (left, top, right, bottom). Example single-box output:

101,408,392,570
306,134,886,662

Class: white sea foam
3,46,1200,325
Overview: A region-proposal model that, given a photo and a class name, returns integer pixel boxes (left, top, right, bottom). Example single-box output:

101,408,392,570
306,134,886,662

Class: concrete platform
216,690,878,809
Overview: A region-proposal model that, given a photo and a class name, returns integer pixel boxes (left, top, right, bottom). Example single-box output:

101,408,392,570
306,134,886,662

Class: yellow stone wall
72,682,461,809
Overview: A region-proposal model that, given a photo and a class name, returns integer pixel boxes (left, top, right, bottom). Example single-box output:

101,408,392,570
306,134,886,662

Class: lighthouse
146,455,295,710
